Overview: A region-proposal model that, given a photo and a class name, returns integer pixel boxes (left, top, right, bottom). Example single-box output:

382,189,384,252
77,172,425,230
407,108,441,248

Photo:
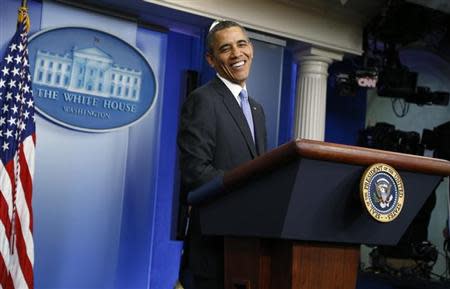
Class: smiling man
177,20,267,289
206,23,253,86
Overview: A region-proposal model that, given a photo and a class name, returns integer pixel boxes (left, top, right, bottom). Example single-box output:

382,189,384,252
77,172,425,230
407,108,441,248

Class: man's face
206,26,253,87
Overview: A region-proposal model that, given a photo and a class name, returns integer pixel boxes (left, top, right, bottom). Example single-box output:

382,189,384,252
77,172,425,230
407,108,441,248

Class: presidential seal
360,163,405,222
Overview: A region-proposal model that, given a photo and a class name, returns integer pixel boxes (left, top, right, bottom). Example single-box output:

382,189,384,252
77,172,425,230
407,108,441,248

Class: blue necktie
239,89,255,142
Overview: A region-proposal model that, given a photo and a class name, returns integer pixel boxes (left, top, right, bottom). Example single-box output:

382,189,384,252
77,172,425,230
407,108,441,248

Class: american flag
0,7,35,289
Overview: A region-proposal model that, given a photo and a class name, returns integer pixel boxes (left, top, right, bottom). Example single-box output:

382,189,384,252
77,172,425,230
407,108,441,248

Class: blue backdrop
0,1,365,288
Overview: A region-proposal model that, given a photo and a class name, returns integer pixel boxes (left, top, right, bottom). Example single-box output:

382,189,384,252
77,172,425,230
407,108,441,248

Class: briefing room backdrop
0,0,295,288
4,0,409,287
1,0,176,288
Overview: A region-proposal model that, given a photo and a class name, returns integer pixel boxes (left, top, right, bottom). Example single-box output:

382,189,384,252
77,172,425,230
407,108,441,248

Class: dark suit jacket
177,76,267,278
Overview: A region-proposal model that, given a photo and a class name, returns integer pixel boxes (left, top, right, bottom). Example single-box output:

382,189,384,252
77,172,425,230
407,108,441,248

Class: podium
188,139,450,289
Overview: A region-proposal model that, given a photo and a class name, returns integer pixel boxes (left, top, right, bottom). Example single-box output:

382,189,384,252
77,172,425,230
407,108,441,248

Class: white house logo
360,163,405,223
28,27,157,132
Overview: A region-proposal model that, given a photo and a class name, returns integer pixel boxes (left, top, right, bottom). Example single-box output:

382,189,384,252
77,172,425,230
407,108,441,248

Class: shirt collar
217,74,247,104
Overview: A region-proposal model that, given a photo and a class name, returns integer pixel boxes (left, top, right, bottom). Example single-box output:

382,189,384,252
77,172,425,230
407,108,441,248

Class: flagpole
17,0,30,32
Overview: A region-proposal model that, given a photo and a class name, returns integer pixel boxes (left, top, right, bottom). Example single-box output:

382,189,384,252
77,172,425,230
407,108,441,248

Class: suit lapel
249,98,265,155
212,78,257,158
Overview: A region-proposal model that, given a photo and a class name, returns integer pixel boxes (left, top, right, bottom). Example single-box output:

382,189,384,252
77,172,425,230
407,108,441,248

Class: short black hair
206,20,249,54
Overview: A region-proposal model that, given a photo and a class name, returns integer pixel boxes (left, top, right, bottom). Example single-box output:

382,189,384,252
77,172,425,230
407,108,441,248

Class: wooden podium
188,139,450,289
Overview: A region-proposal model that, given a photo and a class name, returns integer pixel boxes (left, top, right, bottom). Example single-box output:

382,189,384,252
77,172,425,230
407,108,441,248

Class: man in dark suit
177,20,267,289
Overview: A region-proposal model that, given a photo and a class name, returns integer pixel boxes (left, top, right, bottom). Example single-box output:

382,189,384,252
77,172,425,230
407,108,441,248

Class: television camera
335,0,450,106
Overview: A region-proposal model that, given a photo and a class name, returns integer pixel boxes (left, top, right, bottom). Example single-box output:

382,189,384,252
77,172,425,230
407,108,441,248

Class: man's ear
206,52,215,68
248,40,254,58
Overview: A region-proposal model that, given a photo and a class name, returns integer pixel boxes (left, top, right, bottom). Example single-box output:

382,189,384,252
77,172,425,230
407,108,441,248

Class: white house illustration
33,46,142,101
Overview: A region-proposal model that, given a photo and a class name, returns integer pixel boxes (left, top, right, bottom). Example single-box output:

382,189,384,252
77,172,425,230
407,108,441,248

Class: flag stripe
12,218,32,289
22,136,35,184
19,140,33,232
0,222,13,289
0,162,13,223
0,194,11,243
8,244,27,289
0,255,14,289
16,147,34,264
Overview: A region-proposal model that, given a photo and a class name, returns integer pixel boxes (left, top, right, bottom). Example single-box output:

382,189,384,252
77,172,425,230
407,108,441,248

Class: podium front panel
200,158,442,245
